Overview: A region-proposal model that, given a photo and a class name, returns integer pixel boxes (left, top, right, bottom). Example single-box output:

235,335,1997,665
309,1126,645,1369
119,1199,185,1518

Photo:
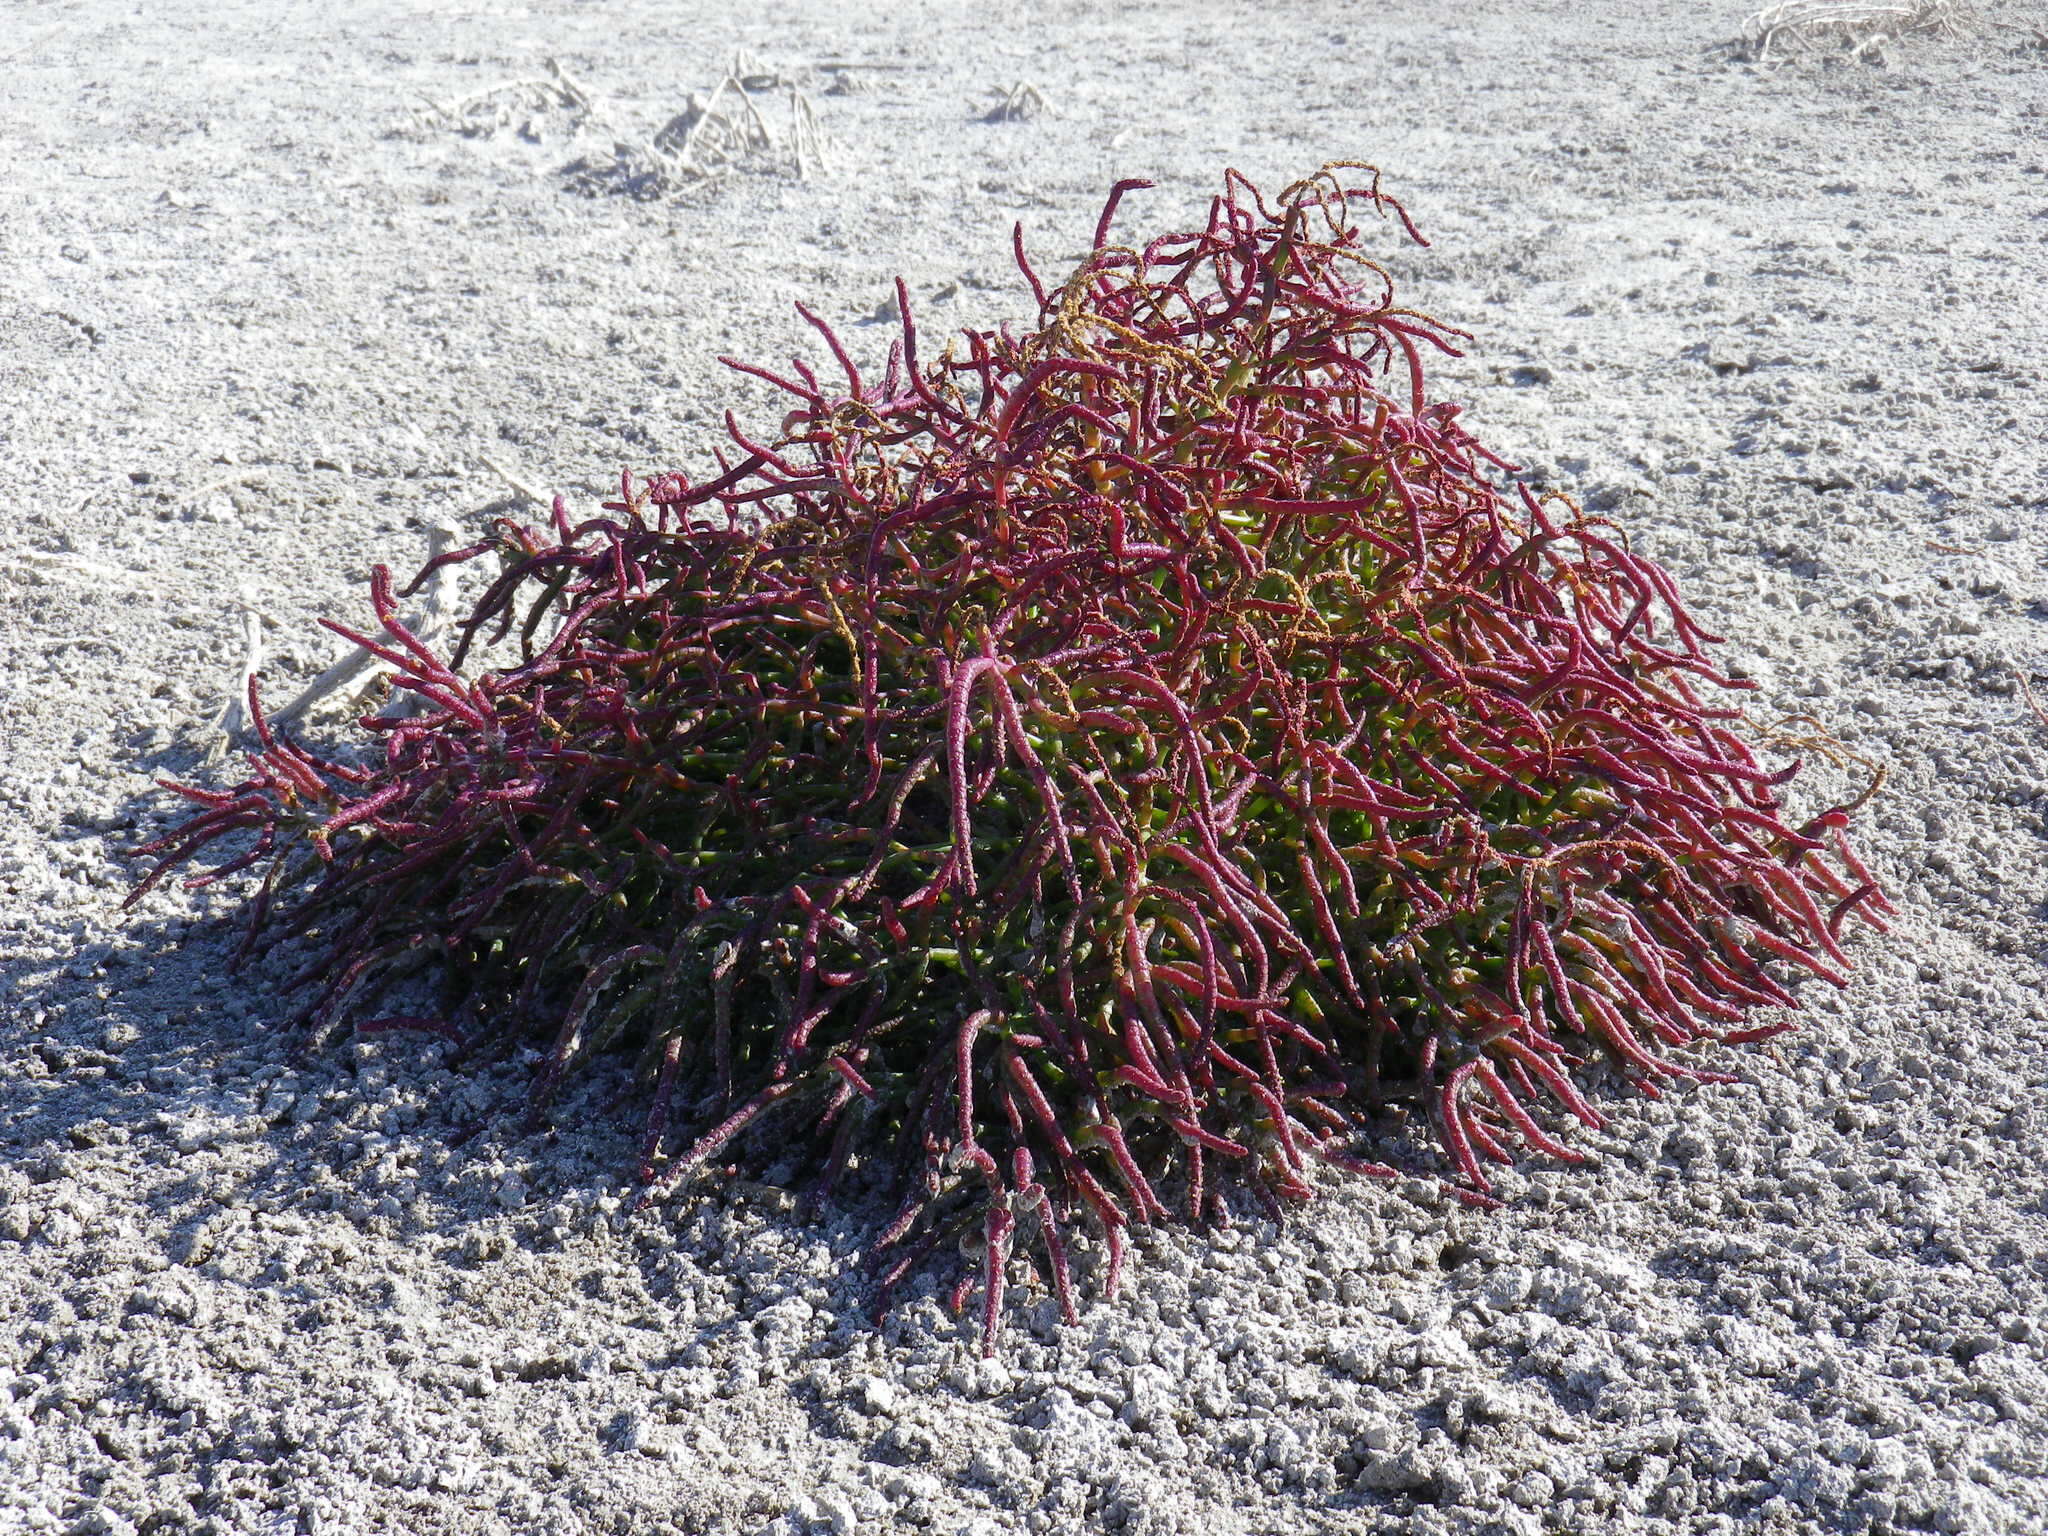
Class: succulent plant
131,166,1890,1352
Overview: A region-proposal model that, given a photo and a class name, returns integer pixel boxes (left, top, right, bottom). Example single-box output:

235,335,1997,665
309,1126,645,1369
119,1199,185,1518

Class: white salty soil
4,3,2047,1534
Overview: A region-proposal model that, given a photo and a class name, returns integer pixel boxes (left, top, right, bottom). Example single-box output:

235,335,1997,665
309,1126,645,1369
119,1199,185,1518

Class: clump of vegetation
131,167,1889,1351
1736,0,1969,61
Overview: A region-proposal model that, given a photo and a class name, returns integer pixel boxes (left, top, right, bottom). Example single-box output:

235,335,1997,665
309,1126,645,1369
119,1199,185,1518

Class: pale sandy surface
4,3,2048,1533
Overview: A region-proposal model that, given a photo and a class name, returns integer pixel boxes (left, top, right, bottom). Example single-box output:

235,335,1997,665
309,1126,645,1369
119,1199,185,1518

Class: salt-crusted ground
4,3,2047,1533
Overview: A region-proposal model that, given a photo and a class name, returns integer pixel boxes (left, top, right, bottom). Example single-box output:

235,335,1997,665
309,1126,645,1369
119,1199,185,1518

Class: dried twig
187,469,272,507
419,56,596,136
478,453,549,507
204,593,267,762
264,524,466,735
17,548,150,591
0,23,66,66
789,88,829,180
727,48,783,92
2018,672,2048,738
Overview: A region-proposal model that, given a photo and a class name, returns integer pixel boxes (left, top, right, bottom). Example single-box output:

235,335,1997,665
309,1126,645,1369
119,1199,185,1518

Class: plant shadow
2,737,923,1359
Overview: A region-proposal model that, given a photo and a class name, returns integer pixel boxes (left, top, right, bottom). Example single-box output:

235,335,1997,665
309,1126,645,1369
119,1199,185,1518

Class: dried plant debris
726,48,787,93
201,593,267,762
819,59,913,96
1736,0,1970,61
131,167,1891,1354
982,80,1052,122
564,73,831,198
788,88,830,180
412,53,830,195
415,56,598,139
